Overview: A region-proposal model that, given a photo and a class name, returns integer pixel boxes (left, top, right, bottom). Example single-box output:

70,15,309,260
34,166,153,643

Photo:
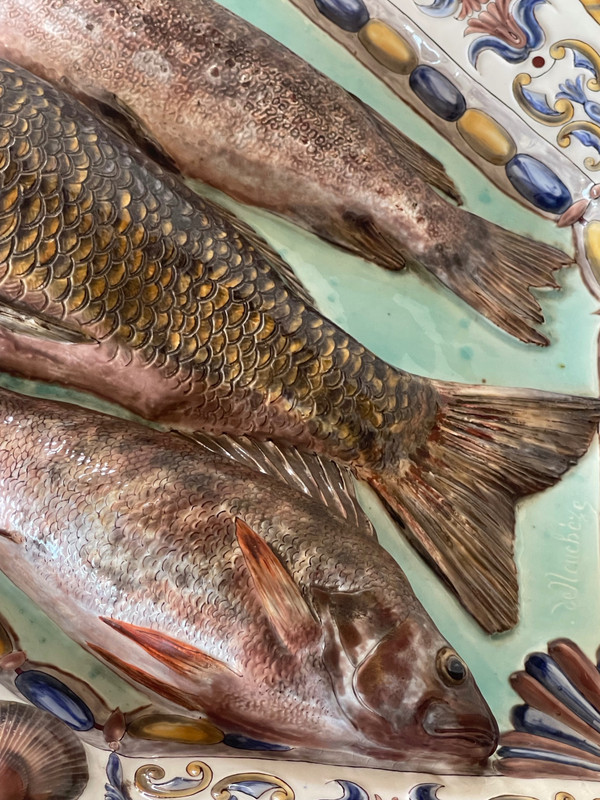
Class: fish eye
436,647,468,686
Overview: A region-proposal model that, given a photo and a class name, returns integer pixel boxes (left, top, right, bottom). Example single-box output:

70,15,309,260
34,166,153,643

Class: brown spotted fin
100,618,241,678
184,432,375,536
0,298,95,345
235,518,320,652
352,94,462,205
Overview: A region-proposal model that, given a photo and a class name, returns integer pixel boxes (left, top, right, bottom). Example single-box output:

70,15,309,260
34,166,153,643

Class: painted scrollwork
134,761,212,798
210,773,294,800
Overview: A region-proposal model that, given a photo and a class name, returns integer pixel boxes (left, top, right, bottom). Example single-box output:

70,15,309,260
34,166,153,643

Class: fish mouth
426,726,497,750
422,702,498,757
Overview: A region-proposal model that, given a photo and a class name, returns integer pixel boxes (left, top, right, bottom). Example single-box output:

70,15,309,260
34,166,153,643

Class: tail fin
367,381,600,633
424,216,571,346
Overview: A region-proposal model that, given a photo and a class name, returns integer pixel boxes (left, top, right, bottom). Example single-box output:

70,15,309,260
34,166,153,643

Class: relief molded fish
0,0,572,344
0,387,498,770
0,60,597,634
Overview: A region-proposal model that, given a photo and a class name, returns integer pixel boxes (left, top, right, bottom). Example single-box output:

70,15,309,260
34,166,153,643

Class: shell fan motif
497,638,600,780
0,701,89,799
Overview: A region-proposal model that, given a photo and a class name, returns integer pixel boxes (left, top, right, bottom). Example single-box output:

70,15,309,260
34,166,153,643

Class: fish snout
420,699,499,759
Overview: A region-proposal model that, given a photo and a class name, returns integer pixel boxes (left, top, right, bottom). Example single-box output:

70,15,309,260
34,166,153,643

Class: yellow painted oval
584,220,600,284
128,714,224,745
0,622,12,657
457,109,517,165
358,19,418,74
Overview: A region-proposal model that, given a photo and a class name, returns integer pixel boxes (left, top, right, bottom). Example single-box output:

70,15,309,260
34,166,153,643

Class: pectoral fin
235,518,320,651
0,298,95,344
100,618,241,678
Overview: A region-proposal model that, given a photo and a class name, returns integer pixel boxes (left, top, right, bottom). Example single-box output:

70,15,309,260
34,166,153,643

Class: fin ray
100,617,240,678
235,518,320,651
184,432,375,535
367,382,600,633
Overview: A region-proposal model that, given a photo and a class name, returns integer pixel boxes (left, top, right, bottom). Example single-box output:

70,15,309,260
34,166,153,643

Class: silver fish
0,59,596,636
0,387,498,770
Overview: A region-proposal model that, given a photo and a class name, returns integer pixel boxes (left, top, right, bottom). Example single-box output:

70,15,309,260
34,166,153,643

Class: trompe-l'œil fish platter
0,1,598,799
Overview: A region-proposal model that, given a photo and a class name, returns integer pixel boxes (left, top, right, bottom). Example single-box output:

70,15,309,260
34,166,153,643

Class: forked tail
367,381,600,633
422,214,571,346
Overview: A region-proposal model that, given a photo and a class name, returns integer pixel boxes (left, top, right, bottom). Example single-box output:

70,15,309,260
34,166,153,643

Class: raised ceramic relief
0,0,597,798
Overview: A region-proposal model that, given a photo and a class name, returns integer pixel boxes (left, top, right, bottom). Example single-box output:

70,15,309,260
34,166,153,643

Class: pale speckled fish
0,61,596,636
0,387,499,770
0,0,572,345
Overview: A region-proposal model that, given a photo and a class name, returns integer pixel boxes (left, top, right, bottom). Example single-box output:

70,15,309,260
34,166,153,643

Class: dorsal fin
101,618,241,678
351,94,462,205
235,518,320,652
184,432,375,536
58,77,179,174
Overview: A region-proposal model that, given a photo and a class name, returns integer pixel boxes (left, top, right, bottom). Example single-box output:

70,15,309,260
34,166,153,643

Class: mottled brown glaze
0,61,597,635
0,387,497,769
0,0,574,344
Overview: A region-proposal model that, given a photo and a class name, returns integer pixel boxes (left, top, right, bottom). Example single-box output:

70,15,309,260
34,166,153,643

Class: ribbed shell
498,638,600,781
0,701,89,799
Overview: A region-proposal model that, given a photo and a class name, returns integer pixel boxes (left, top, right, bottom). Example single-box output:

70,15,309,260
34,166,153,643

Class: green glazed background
0,0,597,737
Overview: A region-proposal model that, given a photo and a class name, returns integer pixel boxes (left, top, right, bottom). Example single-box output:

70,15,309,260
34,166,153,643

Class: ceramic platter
0,0,600,798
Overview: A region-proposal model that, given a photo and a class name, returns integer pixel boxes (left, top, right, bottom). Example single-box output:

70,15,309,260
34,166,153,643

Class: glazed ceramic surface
0,0,598,797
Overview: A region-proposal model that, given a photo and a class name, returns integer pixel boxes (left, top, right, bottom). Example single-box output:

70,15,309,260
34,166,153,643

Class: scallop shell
0,701,89,799
497,638,600,780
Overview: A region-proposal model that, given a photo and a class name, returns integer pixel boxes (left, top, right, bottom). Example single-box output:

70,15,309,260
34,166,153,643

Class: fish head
313,588,498,768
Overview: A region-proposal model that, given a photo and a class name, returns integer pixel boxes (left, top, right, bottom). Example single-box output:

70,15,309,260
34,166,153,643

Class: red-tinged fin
100,618,241,678
87,641,199,710
367,382,600,633
235,518,320,651
0,528,24,544
423,216,571,345
352,94,462,204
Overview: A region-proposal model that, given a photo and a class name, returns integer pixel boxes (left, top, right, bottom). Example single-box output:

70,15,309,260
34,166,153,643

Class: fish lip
427,725,498,751
421,701,499,757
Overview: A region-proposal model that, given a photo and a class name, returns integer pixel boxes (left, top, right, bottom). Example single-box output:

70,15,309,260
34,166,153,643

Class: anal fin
87,641,199,711
100,618,241,678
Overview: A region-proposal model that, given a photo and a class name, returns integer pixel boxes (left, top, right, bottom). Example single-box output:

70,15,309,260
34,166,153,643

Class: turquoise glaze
0,0,595,747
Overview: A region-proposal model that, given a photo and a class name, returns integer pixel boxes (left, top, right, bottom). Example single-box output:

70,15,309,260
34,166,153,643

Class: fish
0,59,596,635
0,386,499,770
0,0,573,345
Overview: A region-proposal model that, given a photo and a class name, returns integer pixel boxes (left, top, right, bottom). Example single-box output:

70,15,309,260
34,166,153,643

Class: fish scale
0,385,501,766
0,60,597,635
0,61,418,464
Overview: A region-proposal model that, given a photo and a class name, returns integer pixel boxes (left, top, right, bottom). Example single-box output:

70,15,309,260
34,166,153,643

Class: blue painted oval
15,670,95,731
505,155,572,214
409,66,466,121
223,732,291,751
314,0,369,32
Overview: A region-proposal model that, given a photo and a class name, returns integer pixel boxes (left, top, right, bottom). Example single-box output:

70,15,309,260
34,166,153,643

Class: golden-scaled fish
0,387,498,770
0,60,596,635
0,0,571,344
